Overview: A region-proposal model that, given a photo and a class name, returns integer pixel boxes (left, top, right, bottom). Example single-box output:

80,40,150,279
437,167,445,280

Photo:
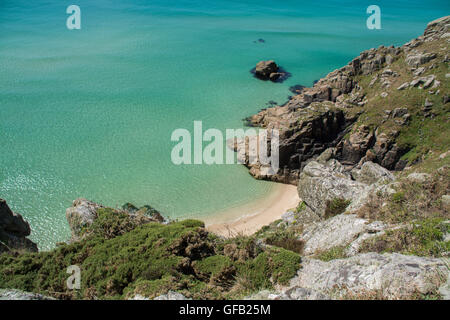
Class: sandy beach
204,183,300,237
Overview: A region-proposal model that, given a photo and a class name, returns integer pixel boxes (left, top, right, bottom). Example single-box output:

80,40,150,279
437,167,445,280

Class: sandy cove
204,183,300,237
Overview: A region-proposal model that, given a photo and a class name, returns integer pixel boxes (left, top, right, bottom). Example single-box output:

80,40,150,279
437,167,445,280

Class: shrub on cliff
0,215,301,300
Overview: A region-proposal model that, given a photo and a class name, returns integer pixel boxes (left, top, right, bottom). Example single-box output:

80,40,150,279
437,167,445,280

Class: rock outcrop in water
0,199,37,253
252,60,289,82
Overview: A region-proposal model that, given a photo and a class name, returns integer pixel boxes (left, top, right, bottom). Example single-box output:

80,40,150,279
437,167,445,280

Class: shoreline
203,183,300,237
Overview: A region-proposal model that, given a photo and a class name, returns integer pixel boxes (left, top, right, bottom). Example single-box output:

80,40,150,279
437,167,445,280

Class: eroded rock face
0,199,37,253
406,52,437,67
288,253,449,299
301,214,369,255
351,161,395,185
243,103,350,184
242,16,450,184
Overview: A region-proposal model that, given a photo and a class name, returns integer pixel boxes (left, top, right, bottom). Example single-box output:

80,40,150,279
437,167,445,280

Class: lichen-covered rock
284,287,330,300
245,290,289,300
246,288,330,300
281,204,322,227
301,214,368,255
351,161,395,185
0,289,55,300
0,199,37,253
300,214,388,256
406,172,432,183
405,52,437,67
289,253,449,299
297,161,368,217
153,291,191,300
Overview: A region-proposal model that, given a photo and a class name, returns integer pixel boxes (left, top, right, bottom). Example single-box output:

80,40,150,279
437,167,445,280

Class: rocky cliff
0,199,37,253
0,16,448,301
242,16,450,185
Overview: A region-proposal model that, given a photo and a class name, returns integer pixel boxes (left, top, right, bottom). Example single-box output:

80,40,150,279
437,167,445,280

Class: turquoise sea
1,0,449,250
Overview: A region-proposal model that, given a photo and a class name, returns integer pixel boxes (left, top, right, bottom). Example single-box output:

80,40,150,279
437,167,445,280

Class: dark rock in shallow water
253,38,265,43
266,100,278,107
251,60,291,83
253,60,278,79
289,85,306,94
0,199,38,253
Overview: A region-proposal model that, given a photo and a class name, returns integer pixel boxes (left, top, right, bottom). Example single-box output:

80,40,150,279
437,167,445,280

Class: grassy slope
0,209,300,300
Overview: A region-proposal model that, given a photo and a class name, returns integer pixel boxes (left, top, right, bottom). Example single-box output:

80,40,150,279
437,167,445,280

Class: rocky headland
0,16,449,300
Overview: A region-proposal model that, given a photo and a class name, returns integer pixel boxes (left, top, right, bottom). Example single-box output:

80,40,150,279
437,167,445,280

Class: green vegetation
359,218,450,257
357,168,449,224
353,47,450,168
314,246,348,262
324,198,351,219
254,218,305,255
0,210,301,300
295,201,307,213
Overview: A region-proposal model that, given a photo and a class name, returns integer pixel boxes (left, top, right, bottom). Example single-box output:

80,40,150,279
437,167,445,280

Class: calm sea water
1,0,448,250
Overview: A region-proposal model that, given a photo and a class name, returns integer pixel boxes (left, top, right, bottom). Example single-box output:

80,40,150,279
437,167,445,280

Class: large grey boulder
351,161,395,185
406,172,432,183
254,60,278,80
284,287,330,300
0,199,37,253
405,52,437,67
297,161,368,217
298,159,397,218
0,289,54,300
288,253,449,299
301,214,372,255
